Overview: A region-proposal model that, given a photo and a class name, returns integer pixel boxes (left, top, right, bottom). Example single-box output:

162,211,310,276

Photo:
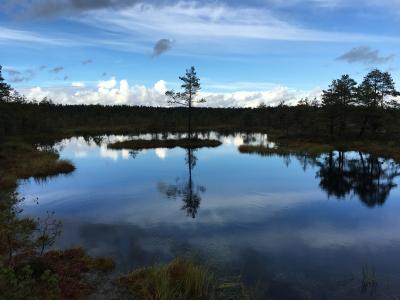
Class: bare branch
166,89,189,107
167,99,187,106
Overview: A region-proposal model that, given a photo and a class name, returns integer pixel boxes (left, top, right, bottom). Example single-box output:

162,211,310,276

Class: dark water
19,133,400,299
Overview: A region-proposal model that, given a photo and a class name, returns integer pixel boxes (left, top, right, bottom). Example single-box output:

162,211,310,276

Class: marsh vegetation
108,138,222,150
0,140,75,190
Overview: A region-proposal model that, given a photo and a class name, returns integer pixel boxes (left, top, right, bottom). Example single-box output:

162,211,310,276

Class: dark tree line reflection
239,139,400,207
266,150,400,207
158,148,205,218
316,151,400,207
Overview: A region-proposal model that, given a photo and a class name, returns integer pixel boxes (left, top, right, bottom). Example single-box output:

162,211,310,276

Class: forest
1,65,400,145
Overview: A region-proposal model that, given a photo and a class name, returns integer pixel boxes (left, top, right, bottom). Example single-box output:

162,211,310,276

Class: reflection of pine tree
158,148,205,218
317,151,352,198
349,153,399,206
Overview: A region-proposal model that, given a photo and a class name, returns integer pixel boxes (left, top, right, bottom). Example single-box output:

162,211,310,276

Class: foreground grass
1,247,115,300
3,250,259,300
119,257,215,300
0,140,75,190
108,138,222,150
118,257,260,300
0,191,115,300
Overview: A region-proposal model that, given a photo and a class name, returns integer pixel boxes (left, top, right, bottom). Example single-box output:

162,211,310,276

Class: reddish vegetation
33,248,115,299
41,248,93,299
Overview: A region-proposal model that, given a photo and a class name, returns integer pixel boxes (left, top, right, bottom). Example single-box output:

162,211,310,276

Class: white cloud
25,87,49,101
203,81,278,92
153,80,167,94
222,136,244,146
121,149,130,160
74,150,88,158
98,77,117,89
20,78,322,107
71,81,85,88
21,79,167,106
0,26,83,46
155,148,168,160
202,86,322,107
100,145,119,161
80,1,399,47
256,0,400,10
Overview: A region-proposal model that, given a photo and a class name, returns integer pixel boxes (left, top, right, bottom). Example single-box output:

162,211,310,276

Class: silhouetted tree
322,74,357,138
294,97,321,136
321,89,337,138
0,65,12,102
257,102,267,109
357,69,399,136
276,100,290,136
165,66,205,138
39,97,55,106
0,192,36,265
359,69,398,108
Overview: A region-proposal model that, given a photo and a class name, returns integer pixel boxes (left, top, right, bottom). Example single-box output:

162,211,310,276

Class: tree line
1,65,399,142
321,70,399,138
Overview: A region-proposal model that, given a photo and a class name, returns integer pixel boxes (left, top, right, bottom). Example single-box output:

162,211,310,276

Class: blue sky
0,0,399,107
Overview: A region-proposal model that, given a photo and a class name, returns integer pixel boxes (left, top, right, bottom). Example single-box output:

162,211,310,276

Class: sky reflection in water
19,133,400,299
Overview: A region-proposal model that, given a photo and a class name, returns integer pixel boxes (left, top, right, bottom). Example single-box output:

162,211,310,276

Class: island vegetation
108,138,222,150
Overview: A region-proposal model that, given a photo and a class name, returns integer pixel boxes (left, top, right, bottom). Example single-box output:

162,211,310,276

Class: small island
108,138,222,150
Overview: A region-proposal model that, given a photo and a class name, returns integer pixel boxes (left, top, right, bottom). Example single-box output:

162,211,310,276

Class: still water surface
19,133,400,299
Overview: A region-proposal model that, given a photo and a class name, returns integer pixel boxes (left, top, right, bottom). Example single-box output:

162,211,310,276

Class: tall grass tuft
361,264,377,292
118,257,216,300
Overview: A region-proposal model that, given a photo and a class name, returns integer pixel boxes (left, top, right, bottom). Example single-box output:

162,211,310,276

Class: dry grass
87,256,116,273
336,141,400,161
118,257,262,300
239,138,400,162
118,257,216,300
239,142,334,157
0,140,75,190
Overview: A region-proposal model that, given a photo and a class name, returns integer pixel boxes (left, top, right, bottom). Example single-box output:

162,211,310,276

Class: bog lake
18,132,400,299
